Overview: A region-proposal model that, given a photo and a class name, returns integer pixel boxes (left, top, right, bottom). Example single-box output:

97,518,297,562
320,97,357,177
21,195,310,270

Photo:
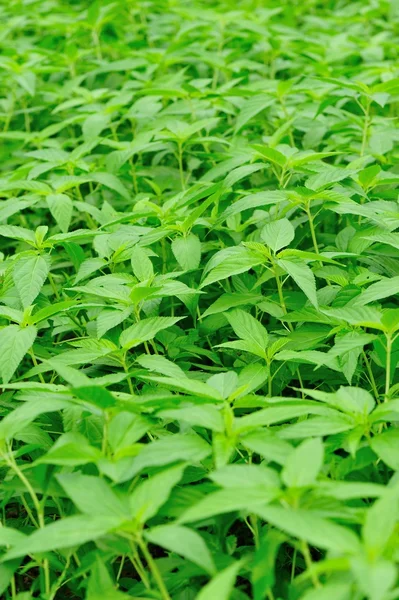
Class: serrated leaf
261,218,295,253
119,316,183,350
0,325,37,383
13,254,49,308
46,193,73,233
278,258,318,308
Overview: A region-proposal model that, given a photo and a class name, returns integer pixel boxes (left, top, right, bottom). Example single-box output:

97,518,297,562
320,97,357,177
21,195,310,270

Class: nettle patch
0,0,399,599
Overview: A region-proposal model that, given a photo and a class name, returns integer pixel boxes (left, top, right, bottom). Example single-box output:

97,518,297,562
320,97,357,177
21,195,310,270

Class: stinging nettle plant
0,0,399,599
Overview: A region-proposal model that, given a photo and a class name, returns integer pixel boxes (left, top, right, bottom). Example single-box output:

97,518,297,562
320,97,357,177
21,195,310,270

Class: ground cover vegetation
0,0,399,598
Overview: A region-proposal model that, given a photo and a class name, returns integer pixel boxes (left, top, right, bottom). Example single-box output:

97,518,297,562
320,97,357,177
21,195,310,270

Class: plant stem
385,334,392,402
48,272,60,300
177,142,185,190
362,350,379,401
301,541,320,588
123,357,134,395
360,97,371,157
291,547,297,581
137,536,171,600
29,349,45,384
306,204,319,255
274,265,287,316
267,361,272,397
1,447,50,595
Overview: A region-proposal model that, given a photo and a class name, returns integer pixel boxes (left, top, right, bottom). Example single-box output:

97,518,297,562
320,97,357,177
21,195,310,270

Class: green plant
0,0,399,598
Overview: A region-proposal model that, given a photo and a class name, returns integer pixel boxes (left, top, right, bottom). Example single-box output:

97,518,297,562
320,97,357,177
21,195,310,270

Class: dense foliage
1,0,399,598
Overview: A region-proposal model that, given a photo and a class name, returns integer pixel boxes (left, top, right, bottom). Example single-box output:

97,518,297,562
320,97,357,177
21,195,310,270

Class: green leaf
13,255,49,308
279,415,354,439
200,246,263,288
282,438,324,488
87,557,130,600
172,233,201,271
119,316,183,350
278,258,318,308
252,530,286,600
46,193,73,233
57,473,129,518
235,94,273,133
252,145,287,168
97,307,132,339
300,584,353,600
130,245,154,281
196,560,244,600
118,434,211,482
3,515,122,560
261,218,295,253
0,325,37,383
30,300,77,324
241,430,293,465
130,464,185,524
225,309,268,358
145,524,215,574
0,396,67,441
254,506,360,553
38,432,102,466
179,487,278,523
362,490,399,558
371,429,399,470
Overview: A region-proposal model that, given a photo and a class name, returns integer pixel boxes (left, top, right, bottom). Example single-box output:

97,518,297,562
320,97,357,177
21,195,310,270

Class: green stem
360,97,371,157
177,142,185,190
267,361,272,397
29,349,45,384
301,541,320,588
137,536,171,600
385,334,392,402
48,272,60,300
306,204,319,256
274,265,287,316
11,574,17,600
362,350,379,401
123,357,134,395
291,547,297,582
1,447,50,595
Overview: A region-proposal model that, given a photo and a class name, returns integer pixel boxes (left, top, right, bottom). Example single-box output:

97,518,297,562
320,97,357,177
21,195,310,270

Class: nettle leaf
282,438,324,488
370,429,399,470
0,325,37,383
235,94,273,133
119,316,183,350
46,193,73,233
145,524,215,574
38,432,102,466
86,557,129,600
97,306,132,339
1,2,399,598
57,473,129,519
0,396,68,441
201,246,264,288
130,245,154,281
252,530,286,600
362,490,399,558
172,233,201,271
261,218,295,253
130,463,186,524
118,434,211,482
254,506,360,553
225,309,268,358
13,254,50,307
3,515,121,561
196,560,244,600
278,258,318,308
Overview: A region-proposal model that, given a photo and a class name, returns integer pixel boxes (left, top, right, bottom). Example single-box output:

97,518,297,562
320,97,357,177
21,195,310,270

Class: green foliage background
0,0,399,598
